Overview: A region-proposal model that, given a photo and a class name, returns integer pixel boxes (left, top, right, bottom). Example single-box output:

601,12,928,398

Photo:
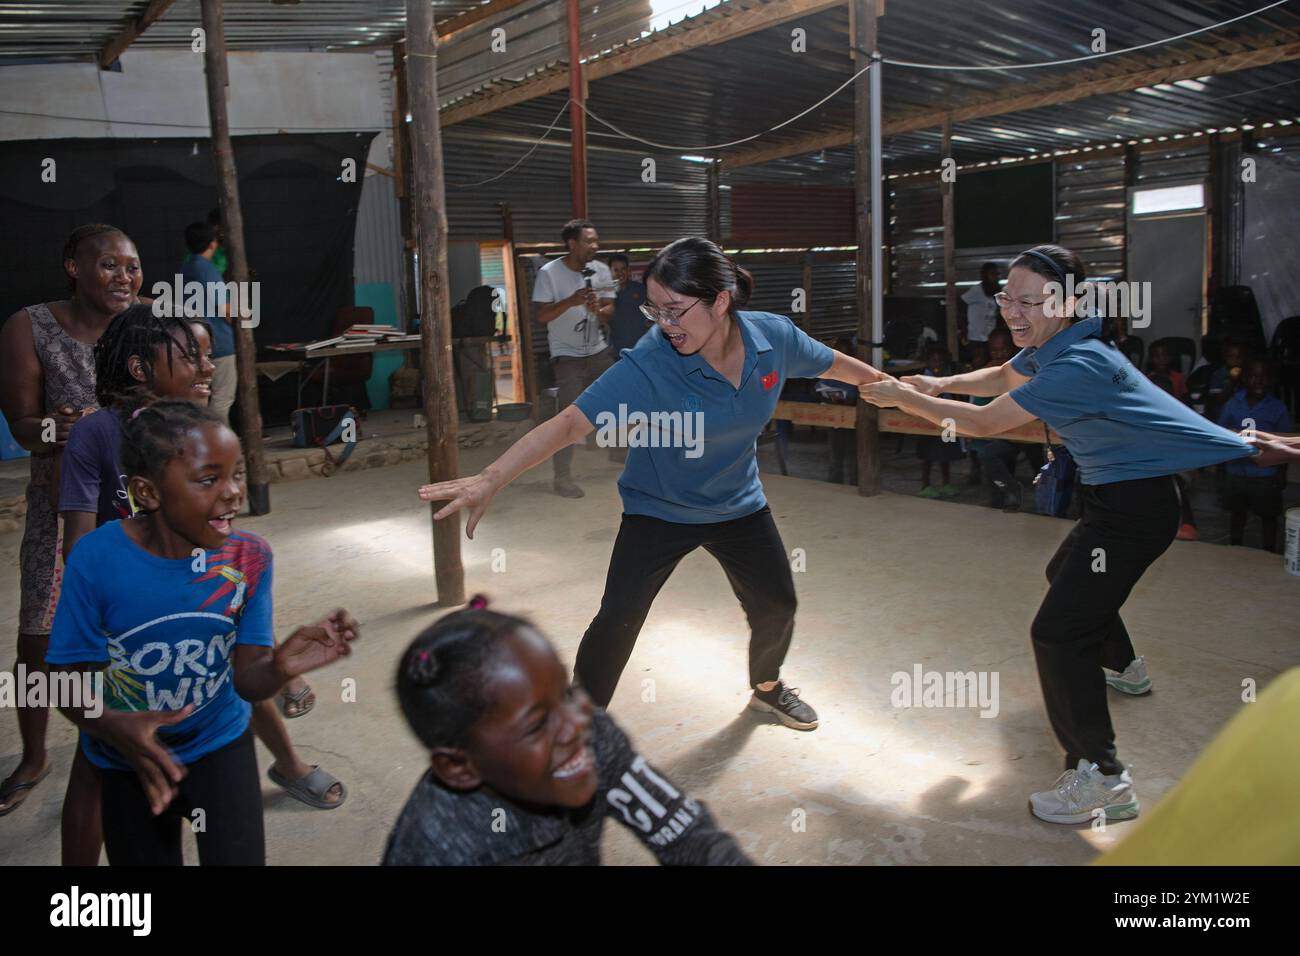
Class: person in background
1145,341,1199,540
1217,359,1292,551
531,219,617,498
182,222,238,426
968,329,1043,511
206,207,229,278
1207,340,1251,422
1145,341,1187,401
960,261,1002,368
606,254,649,358
0,224,146,818
914,345,964,498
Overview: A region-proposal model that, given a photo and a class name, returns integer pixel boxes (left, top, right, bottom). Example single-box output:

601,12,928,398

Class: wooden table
772,400,1059,445
265,340,422,406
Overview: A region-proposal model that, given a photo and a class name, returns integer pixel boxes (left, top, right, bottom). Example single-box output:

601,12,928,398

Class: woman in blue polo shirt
861,244,1261,827
419,237,885,730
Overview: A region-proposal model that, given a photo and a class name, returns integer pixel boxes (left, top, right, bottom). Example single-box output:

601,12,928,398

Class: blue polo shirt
574,311,834,522
1008,317,1256,485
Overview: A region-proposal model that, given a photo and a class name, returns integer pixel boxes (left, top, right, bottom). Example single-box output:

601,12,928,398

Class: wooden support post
393,41,420,334
406,0,466,607
941,113,958,355
706,161,721,243
499,202,537,412
566,0,588,219
199,0,269,514
1122,142,1138,282
853,0,881,496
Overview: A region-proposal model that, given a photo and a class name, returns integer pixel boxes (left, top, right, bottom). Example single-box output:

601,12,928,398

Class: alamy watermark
593,404,704,458
890,664,1000,718
151,273,261,328
1042,275,1151,329
0,666,102,718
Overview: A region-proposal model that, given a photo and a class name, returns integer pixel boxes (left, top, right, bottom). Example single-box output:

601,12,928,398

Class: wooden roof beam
439,0,844,126
722,34,1300,169
99,0,178,69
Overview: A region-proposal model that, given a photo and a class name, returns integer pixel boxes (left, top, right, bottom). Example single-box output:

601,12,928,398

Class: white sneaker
1104,655,1152,695
1029,759,1140,825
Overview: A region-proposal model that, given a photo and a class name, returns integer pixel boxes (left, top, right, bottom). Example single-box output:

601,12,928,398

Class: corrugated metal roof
3,1,1297,171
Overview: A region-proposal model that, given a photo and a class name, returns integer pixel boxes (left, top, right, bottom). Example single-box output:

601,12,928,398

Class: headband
1019,248,1069,288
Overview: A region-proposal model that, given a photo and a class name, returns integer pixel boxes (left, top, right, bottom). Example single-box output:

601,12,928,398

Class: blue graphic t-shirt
47,521,275,771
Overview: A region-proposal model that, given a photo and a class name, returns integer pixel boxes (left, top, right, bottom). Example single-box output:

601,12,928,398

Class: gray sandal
268,765,347,810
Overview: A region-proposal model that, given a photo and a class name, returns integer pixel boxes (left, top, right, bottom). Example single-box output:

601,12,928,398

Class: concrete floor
1,443,1296,865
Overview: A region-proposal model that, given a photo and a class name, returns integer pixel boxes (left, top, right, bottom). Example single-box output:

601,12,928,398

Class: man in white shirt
960,261,1003,366
532,219,617,497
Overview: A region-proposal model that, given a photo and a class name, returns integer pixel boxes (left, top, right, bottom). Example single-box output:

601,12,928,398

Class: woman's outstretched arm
417,404,596,538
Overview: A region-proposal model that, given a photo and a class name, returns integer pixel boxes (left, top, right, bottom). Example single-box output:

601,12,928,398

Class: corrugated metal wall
443,132,713,243
889,150,1131,295
1056,151,1125,281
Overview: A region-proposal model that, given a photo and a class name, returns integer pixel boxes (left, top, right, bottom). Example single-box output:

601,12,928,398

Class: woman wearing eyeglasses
418,237,886,729
860,243,1264,826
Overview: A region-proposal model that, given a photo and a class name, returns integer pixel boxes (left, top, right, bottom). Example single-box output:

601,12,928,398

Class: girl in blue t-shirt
861,244,1263,828
47,400,358,865
418,237,887,730
54,306,346,867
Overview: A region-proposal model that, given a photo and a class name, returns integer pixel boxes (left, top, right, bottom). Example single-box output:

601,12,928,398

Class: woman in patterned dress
0,224,144,820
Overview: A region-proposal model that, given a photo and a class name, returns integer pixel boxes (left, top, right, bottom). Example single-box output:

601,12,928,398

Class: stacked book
270,325,422,352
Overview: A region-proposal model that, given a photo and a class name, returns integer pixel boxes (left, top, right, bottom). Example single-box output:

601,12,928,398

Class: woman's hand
859,377,915,408
899,374,946,396
102,706,194,816
275,608,359,681
418,472,499,539
1247,435,1300,468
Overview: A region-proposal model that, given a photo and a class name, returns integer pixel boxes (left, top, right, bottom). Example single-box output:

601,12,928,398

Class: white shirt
532,257,616,359
961,284,999,343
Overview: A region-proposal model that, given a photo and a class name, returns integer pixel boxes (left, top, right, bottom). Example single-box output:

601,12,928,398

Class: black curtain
0,132,377,346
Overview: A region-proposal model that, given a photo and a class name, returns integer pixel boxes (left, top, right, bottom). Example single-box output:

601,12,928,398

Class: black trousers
99,730,265,866
574,506,798,707
1031,476,1180,776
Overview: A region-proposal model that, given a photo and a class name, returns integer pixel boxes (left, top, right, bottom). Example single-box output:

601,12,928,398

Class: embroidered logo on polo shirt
683,394,701,412
761,371,779,391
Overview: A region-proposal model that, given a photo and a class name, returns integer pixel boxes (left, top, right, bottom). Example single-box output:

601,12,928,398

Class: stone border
0,418,536,534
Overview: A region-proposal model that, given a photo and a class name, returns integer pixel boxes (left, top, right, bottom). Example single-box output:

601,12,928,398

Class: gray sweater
382,711,751,866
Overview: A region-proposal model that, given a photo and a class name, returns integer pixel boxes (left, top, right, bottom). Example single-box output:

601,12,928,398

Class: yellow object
1096,668,1300,865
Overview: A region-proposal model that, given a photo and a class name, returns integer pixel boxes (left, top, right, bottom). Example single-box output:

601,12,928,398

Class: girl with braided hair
383,596,748,866
47,400,358,865
0,224,146,817
54,306,347,864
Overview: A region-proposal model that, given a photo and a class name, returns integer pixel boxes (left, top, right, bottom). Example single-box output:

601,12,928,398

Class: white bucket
1285,508,1300,577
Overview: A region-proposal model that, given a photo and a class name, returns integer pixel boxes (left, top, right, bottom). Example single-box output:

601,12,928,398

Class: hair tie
469,595,489,610
417,651,429,662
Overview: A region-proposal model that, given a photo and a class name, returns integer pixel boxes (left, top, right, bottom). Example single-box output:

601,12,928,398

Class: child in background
1217,359,1292,551
914,346,964,498
383,597,751,866
56,307,345,865
47,401,358,864
969,330,1043,511
1145,341,1188,401
1143,340,1200,540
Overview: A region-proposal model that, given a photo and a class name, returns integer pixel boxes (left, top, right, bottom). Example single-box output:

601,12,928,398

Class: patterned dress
17,303,98,635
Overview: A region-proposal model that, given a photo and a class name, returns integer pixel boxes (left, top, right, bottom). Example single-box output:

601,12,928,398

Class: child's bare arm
234,608,359,702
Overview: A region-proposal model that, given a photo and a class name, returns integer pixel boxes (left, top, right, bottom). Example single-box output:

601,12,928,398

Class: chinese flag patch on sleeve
761,371,779,391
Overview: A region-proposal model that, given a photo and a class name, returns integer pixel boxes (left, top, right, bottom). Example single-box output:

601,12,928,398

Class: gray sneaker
1029,759,1139,825
748,682,819,731
1104,656,1152,695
